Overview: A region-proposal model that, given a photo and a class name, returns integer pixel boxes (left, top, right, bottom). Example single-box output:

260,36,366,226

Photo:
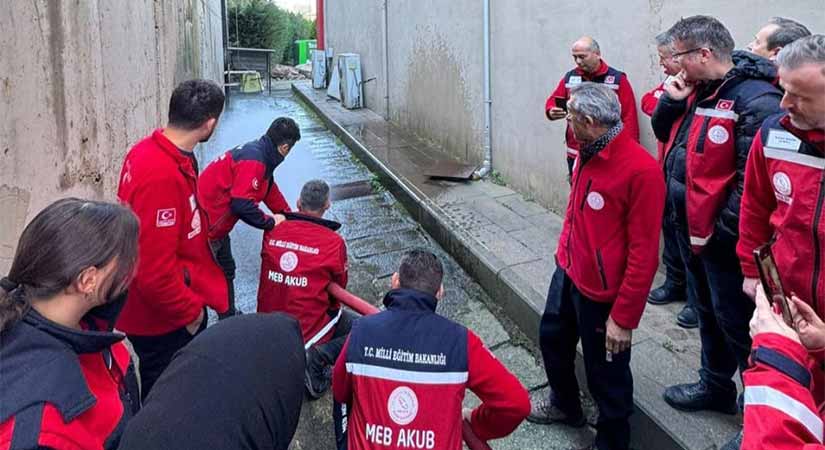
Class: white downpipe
383,0,390,120
474,0,492,178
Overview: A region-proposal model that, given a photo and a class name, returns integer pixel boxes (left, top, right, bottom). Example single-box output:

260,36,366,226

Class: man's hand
273,214,287,226
663,72,694,101
743,277,760,300
605,316,632,355
749,286,800,344
546,107,567,121
788,295,825,350
186,308,205,335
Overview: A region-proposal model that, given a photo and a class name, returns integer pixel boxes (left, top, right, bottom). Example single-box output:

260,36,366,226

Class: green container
294,39,317,65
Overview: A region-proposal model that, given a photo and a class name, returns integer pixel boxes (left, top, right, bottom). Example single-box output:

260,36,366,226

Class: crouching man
257,179,352,398
333,250,531,449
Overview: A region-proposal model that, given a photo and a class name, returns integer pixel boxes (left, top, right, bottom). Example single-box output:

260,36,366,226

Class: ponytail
0,277,28,332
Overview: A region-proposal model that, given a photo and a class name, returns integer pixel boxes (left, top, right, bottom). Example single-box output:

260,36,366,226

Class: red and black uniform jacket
545,60,640,159
641,77,676,165
652,51,782,253
742,333,825,449
556,129,665,329
332,288,530,449
198,135,291,241
0,310,139,450
117,129,228,336
737,113,825,315
257,212,347,347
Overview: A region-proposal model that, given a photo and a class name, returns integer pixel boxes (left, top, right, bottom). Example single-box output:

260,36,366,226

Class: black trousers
539,267,634,450
128,310,207,402
675,224,754,396
325,310,358,450
662,199,687,292
212,236,238,319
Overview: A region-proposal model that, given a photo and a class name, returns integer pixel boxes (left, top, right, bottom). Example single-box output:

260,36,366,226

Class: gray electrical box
338,53,363,110
311,50,327,89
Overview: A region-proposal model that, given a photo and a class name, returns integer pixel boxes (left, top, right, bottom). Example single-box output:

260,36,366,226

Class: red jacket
117,129,228,336
333,289,530,449
0,311,137,450
737,113,825,316
641,78,675,165
198,136,291,241
257,213,348,346
742,333,825,450
555,129,665,329
545,60,640,159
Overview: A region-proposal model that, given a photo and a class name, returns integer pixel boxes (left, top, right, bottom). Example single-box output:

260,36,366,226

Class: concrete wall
0,0,224,273
324,0,825,214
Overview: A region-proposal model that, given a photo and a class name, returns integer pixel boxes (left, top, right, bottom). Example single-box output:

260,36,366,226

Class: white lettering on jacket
267,270,308,288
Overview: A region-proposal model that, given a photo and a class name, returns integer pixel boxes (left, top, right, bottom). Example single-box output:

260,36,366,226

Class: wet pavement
197,91,598,449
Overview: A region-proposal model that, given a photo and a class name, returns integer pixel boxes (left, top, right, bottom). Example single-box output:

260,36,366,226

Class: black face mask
87,290,129,329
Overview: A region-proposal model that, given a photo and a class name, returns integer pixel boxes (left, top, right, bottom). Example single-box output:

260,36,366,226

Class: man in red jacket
333,250,530,450
199,117,301,318
738,34,825,316
545,36,640,178
641,31,697,329
117,79,228,400
258,180,351,399
529,83,665,450
743,287,825,449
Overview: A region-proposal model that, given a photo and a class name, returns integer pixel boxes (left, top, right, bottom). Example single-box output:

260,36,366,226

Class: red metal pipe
315,0,324,50
325,283,492,450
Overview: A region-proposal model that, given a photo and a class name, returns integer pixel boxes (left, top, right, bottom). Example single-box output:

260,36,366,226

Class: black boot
304,347,332,400
648,282,686,305
663,380,738,414
676,304,698,329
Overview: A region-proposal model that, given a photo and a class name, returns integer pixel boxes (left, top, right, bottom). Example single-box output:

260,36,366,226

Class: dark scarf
579,122,623,165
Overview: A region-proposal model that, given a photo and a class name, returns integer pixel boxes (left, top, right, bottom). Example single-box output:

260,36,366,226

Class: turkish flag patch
716,99,735,111
156,208,177,227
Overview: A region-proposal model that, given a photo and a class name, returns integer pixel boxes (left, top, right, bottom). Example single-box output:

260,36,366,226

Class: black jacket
652,51,782,245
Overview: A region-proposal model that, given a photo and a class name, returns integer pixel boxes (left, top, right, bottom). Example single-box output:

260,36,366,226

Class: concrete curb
294,84,688,450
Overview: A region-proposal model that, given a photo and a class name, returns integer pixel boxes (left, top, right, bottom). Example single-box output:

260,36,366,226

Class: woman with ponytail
0,198,140,450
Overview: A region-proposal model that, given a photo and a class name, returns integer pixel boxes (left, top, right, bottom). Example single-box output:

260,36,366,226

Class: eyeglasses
671,47,711,61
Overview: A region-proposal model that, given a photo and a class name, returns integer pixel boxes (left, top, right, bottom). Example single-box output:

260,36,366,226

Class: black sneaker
648,283,686,305
720,429,743,450
663,380,738,414
526,396,586,427
676,304,698,329
304,347,332,400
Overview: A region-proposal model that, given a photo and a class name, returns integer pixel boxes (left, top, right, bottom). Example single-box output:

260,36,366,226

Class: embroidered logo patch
604,75,615,84
708,125,730,144
587,192,605,211
387,386,418,426
716,99,735,111
156,208,176,227
773,172,793,204
280,251,299,273
252,178,260,191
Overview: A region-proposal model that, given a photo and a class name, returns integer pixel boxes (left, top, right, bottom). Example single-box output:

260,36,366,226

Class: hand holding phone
753,244,794,328
554,97,568,111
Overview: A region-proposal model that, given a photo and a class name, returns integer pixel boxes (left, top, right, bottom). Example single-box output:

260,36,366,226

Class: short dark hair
667,15,735,62
766,17,811,51
266,117,301,147
299,179,330,212
0,198,139,331
398,250,443,296
167,79,225,130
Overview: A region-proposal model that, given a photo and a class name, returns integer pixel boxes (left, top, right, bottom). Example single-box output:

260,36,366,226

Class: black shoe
720,429,743,450
526,396,586,427
304,347,332,400
648,283,686,305
663,381,738,414
676,305,698,329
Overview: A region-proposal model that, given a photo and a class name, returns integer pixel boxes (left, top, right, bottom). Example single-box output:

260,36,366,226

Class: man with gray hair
529,82,664,450
738,35,825,325
545,36,640,178
747,17,811,62
257,179,352,399
651,15,782,450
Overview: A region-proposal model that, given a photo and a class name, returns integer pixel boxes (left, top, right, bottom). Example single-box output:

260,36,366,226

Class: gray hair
667,15,734,62
655,31,673,49
299,179,330,212
568,82,621,128
776,34,825,71
766,17,812,51
588,38,601,53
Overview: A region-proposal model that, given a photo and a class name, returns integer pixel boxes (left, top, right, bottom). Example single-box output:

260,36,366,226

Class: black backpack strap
10,403,44,450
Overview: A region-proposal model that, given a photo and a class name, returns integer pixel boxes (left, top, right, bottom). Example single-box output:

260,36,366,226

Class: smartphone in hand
753,244,794,328
554,97,568,112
